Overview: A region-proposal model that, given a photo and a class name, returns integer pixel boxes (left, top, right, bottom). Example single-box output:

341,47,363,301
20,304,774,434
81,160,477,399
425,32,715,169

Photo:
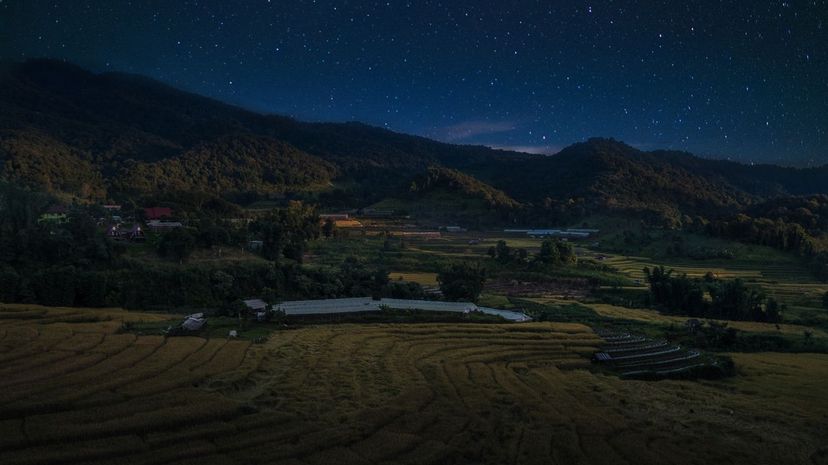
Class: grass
593,242,828,329
1,305,827,464
388,271,439,286
585,302,828,337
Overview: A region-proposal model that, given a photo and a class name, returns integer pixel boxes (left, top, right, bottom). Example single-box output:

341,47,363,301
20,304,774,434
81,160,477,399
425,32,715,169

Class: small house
144,207,173,220
320,213,350,221
38,213,68,225
147,220,183,232
243,299,268,312
127,224,145,241
243,299,270,321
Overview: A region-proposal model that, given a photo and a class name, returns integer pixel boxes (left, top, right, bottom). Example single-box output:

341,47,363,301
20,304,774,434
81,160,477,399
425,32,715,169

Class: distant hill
0,59,519,203
2,59,827,224
410,166,521,210
370,166,522,226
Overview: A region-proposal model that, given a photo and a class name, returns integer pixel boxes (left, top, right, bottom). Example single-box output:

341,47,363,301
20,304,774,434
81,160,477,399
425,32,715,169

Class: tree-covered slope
0,59,520,201
1,59,827,223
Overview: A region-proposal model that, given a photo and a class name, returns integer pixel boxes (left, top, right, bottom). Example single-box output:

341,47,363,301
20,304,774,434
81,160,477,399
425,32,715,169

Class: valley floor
1,305,826,465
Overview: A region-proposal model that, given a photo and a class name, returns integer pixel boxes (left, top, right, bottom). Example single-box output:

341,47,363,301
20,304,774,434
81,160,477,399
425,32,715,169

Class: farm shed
275,297,381,315
147,220,183,231
273,298,532,321
242,299,268,312
144,207,173,220
319,213,350,220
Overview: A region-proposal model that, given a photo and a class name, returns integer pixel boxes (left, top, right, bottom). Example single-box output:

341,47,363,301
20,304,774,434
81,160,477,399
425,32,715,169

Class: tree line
644,266,783,323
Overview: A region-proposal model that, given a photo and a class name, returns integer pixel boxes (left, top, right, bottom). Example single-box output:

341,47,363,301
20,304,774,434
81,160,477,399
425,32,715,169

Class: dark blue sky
2,1,826,165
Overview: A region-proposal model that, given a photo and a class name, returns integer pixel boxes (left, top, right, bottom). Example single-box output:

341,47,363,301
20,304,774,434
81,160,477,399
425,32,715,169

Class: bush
438,263,486,302
157,228,196,262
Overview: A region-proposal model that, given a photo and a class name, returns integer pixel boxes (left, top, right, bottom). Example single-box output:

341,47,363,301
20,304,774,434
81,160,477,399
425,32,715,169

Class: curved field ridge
1,305,827,465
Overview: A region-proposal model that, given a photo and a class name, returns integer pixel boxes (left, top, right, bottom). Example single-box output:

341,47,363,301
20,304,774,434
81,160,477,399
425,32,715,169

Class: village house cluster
38,204,186,242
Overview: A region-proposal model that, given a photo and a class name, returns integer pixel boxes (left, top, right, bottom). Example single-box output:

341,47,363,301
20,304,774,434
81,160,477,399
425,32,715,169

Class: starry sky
1,1,826,165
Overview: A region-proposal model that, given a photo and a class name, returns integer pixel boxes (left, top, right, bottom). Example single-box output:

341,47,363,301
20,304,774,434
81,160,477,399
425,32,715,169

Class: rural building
273,297,531,321
334,219,363,228
106,224,145,241
37,213,68,225
242,299,268,312
320,213,350,220
243,298,270,321
46,204,68,214
106,224,120,238
147,220,183,232
144,207,173,220
398,231,441,238
102,204,122,211
360,209,394,217
127,224,145,241
527,229,590,238
504,228,598,238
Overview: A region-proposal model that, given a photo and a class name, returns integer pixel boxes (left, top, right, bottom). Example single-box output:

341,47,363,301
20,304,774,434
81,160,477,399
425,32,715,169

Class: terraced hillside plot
600,253,828,327
1,306,827,465
587,303,828,336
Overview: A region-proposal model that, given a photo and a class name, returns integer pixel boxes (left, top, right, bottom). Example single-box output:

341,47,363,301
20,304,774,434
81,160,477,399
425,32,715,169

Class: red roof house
144,207,173,220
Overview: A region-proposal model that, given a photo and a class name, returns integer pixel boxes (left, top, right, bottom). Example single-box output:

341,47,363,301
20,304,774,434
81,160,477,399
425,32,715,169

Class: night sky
1,1,826,165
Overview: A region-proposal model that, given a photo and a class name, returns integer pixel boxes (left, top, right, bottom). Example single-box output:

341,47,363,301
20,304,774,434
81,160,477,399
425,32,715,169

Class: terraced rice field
600,253,828,326
587,303,828,336
2,305,827,465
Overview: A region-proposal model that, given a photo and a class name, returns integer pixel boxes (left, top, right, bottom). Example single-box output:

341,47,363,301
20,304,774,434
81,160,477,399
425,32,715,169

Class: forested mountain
409,166,521,210
1,59,827,224
0,59,517,203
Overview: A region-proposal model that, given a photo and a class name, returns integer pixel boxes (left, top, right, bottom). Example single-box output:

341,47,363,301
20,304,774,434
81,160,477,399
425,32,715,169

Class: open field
388,271,439,286
598,252,828,328
1,305,827,465
585,302,828,337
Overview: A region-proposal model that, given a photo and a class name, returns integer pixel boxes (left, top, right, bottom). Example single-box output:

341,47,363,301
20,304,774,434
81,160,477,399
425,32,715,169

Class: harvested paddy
1,306,826,465
388,271,439,286
586,303,828,337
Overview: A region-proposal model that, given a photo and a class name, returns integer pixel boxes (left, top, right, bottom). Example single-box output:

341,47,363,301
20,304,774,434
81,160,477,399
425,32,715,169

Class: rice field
2,304,827,464
599,252,828,327
586,303,828,337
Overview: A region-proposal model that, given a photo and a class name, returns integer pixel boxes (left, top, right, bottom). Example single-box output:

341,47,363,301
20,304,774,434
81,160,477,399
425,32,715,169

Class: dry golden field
1,305,827,465
388,272,439,286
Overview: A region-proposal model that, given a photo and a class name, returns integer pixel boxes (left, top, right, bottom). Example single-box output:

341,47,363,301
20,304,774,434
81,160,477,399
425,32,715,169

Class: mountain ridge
2,59,827,225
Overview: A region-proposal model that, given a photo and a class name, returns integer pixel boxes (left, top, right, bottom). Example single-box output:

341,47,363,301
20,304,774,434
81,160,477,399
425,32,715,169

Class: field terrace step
595,346,683,362
621,362,709,378
600,336,647,345
613,350,700,369
602,341,671,355
592,328,714,379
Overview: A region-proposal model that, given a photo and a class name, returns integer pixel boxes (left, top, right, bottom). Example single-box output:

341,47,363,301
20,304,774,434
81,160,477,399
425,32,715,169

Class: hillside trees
249,201,319,263
534,239,576,266
644,266,783,322
438,263,487,302
157,228,196,262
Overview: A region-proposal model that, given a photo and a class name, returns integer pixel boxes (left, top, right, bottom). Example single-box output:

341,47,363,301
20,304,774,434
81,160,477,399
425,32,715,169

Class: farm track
1,306,827,465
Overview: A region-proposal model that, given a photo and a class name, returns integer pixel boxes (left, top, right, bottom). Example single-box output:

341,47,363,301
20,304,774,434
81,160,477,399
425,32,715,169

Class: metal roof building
273,297,531,321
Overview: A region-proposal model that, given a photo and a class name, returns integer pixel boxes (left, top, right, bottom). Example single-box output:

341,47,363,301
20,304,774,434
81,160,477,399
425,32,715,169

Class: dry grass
0,305,826,464
586,303,828,337
388,271,439,286
334,219,363,228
